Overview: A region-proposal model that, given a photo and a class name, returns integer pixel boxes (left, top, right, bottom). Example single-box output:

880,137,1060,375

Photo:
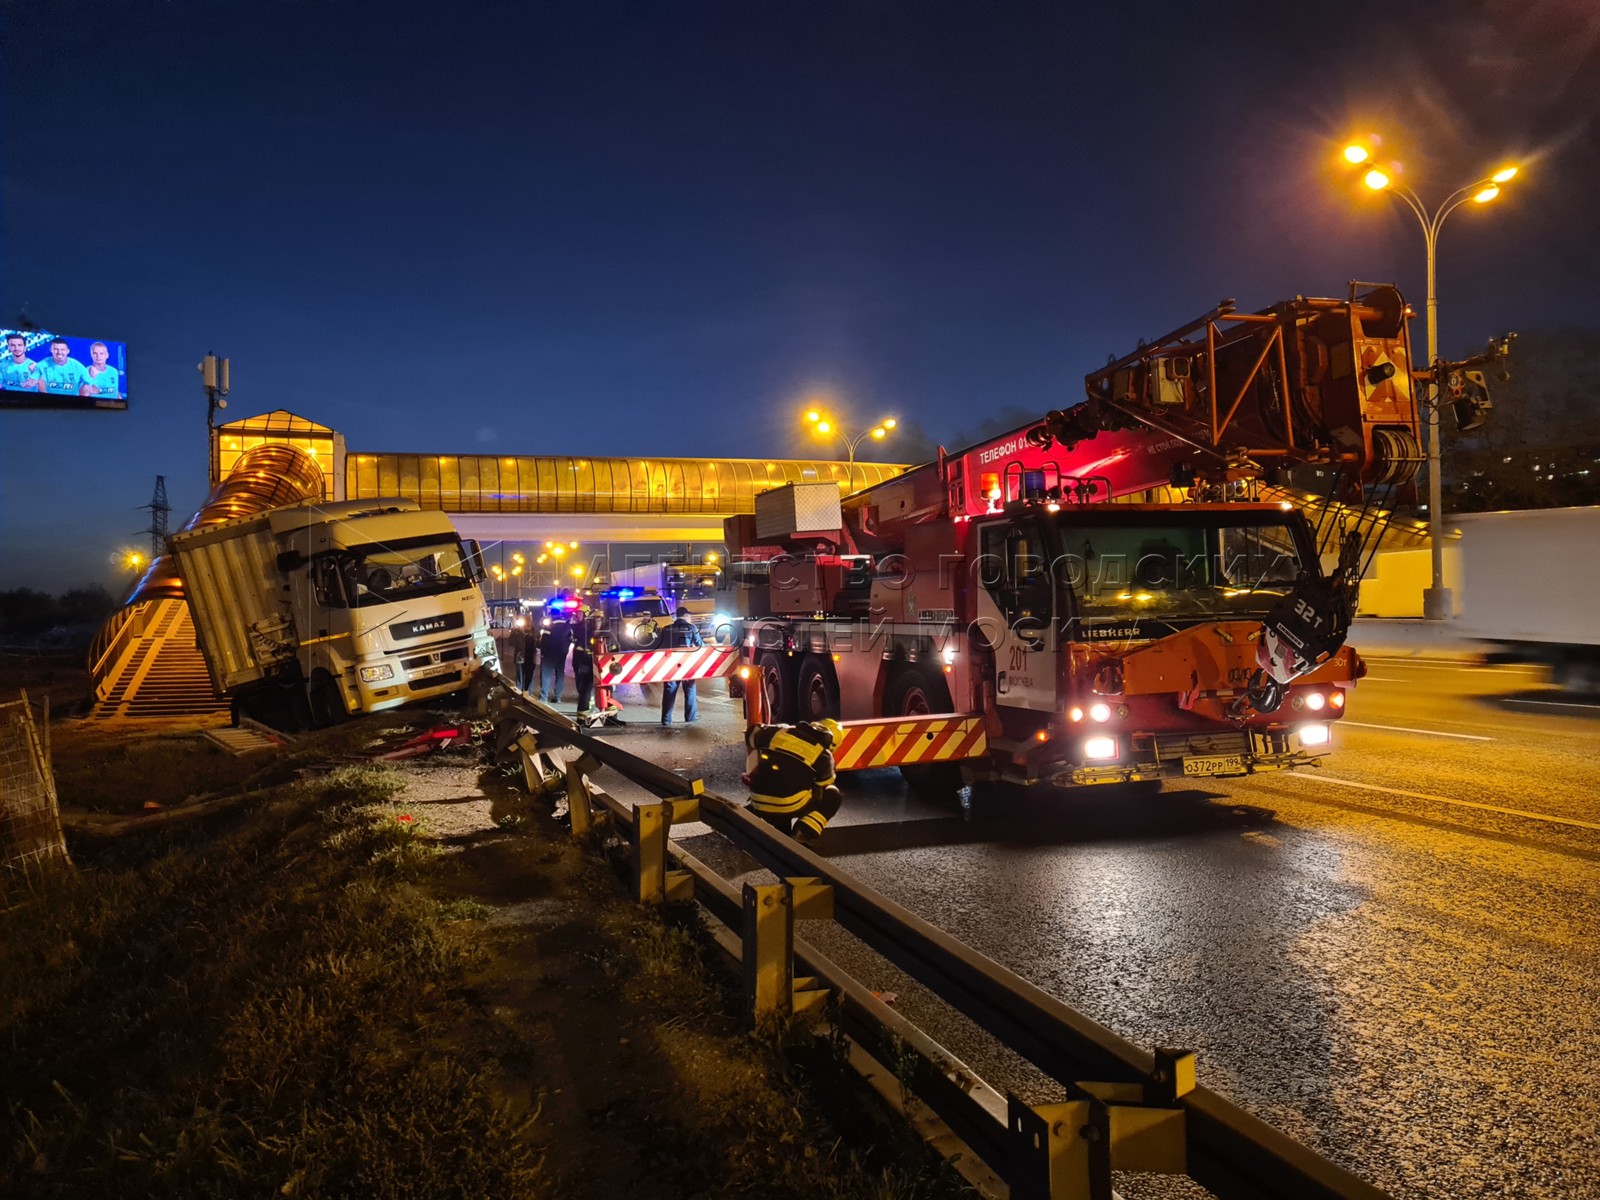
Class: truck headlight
1084,735,1118,761
1089,702,1112,723
360,664,395,682
1299,723,1331,747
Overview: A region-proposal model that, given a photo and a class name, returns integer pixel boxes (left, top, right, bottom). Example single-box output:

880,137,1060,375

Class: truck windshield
1057,512,1309,625
335,537,476,608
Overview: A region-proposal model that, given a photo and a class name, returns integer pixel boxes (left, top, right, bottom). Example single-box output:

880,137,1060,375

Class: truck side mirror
276,550,306,572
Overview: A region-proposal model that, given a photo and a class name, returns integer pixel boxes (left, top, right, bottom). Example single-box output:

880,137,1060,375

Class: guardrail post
632,797,699,905
1005,1049,1194,1200
1007,1095,1098,1200
742,882,792,1027
741,877,832,1028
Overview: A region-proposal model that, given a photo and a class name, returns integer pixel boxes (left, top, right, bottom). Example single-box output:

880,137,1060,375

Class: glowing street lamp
801,406,899,493
570,565,586,579
1340,138,1522,620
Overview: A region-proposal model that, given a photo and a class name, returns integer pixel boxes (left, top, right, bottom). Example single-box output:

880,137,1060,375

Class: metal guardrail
488,675,1389,1200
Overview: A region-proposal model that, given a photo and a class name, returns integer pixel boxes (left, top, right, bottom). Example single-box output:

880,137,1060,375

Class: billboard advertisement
1,329,128,411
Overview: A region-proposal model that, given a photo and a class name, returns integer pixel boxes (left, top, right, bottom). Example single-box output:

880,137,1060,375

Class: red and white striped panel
833,715,988,771
598,646,741,686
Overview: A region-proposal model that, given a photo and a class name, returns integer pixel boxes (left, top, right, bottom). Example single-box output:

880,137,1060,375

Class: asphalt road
594,659,1600,1199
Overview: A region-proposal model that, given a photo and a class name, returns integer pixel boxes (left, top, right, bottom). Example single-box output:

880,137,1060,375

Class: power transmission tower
141,476,170,561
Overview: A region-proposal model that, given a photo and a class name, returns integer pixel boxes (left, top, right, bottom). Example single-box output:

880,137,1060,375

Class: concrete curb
1347,618,1485,662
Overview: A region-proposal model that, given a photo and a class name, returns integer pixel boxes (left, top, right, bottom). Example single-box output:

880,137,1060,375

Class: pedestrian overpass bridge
91,410,906,718
218,410,907,546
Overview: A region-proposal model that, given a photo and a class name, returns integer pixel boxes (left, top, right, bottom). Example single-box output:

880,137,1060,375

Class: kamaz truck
169,498,499,727
728,285,1454,794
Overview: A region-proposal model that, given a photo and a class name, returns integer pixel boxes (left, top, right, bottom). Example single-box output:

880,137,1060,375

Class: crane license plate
1183,754,1245,776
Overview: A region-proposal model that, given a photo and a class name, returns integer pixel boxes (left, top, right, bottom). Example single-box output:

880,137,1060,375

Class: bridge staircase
90,600,229,721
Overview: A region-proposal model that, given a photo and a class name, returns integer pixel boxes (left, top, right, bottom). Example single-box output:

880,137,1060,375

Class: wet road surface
585,658,1600,1198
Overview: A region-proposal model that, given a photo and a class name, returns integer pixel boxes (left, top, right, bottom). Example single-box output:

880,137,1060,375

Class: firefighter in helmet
746,717,844,844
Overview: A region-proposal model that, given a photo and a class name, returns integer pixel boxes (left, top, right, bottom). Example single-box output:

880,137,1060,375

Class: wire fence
1,692,71,901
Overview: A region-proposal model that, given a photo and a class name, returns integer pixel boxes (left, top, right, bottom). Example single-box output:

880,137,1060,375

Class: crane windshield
1054,509,1312,634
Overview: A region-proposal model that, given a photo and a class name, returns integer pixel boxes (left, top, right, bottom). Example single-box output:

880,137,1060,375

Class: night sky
3,0,1597,594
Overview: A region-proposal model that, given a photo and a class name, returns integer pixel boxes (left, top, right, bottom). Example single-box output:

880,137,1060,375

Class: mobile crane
728,283,1496,794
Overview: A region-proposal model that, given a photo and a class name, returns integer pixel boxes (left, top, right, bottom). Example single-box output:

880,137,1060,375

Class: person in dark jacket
745,718,843,844
573,610,604,718
660,606,703,725
538,617,573,703
503,619,535,693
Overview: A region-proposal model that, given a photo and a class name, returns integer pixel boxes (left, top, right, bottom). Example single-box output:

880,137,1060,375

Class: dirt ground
7,703,969,1199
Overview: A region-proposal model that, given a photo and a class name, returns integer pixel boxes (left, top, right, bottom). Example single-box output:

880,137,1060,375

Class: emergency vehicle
728,285,1505,796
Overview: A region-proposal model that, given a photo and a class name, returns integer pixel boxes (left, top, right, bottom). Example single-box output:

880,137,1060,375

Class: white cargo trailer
1454,506,1600,690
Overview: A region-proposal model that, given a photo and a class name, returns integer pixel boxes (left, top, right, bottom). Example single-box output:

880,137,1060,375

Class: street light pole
803,408,897,494
1348,148,1518,621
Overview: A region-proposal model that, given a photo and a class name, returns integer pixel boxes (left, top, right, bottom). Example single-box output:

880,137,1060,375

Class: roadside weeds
2,717,973,1200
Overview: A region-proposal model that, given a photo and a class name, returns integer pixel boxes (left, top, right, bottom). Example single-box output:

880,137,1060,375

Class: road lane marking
1359,660,1540,674
1338,720,1494,741
1360,676,1405,682
1501,698,1600,711
1283,772,1600,833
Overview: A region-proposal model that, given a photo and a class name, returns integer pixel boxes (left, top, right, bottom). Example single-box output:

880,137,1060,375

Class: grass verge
5,730,974,1200
1,764,542,1198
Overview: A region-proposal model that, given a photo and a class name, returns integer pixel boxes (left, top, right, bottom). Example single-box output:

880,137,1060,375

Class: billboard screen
1,329,128,411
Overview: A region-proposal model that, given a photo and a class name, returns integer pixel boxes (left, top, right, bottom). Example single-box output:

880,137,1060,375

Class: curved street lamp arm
1389,183,1431,233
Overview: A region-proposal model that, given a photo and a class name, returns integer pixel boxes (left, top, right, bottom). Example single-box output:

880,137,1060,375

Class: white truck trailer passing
1454,506,1600,691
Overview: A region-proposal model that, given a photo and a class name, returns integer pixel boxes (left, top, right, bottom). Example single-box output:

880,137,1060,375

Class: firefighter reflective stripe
832,716,988,771
749,787,816,814
769,730,824,767
597,646,739,685
797,811,828,836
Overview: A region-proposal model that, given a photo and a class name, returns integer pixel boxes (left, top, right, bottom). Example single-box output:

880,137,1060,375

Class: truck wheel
887,667,964,803
796,655,841,722
307,670,349,729
757,651,796,725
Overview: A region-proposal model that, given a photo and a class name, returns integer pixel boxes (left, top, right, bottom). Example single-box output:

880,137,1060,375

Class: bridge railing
488,677,1389,1200
87,601,149,701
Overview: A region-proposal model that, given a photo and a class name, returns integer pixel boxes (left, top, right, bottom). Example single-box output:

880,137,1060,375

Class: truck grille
400,646,470,671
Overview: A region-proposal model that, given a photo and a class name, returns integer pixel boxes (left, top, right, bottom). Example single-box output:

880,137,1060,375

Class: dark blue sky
4,0,1597,592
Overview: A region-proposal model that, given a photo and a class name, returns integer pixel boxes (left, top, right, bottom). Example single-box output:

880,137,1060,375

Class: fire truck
727,284,1488,795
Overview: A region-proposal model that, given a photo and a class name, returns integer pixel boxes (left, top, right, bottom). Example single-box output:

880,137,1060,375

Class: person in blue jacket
660,606,703,725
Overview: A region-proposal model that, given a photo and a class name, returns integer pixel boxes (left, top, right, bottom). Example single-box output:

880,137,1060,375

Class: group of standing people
505,602,841,846
503,603,704,726
505,612,600,716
